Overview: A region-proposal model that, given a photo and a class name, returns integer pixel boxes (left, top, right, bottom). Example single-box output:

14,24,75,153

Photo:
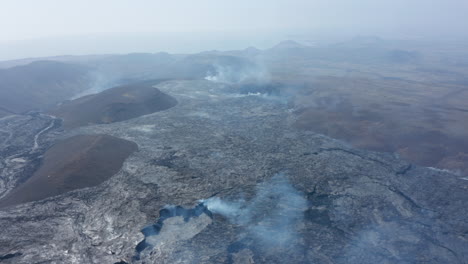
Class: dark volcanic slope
0,134,137,208
0,61,91,113
51,82,177,129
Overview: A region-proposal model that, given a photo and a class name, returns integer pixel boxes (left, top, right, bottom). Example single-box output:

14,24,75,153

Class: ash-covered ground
0,80,467,264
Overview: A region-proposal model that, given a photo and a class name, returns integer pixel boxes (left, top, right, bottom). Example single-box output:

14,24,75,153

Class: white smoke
204,63,270,84
70,72,113,99
203,197,244,219
201,173,307,247
427,166,462,176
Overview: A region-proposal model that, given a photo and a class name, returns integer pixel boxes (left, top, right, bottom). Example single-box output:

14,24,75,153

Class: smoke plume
201,173,307,248
204,57,270,84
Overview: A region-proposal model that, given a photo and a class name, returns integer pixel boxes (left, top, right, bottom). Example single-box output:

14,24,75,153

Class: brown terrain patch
293,76,468,176
50,83,177,129
0,134,138,208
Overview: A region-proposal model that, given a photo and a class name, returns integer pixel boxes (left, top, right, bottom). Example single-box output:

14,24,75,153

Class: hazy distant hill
0,54,113,69
0,52,261,117
0,61,92,113
262,39,422,65
85,52,178,82
87,52,259,81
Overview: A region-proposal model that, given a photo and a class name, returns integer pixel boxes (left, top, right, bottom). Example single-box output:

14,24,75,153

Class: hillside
50,82,178,129
0,61,92,113
0,134,137,208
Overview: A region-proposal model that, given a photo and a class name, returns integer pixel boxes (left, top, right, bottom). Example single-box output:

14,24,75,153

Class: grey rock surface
0,80,466,263
0,113,59,199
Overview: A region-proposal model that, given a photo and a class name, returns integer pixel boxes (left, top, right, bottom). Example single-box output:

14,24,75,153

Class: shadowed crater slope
0,134,138,208
50,82,177,129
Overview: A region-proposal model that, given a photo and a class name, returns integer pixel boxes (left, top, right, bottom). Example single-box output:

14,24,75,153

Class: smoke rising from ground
204,64,269,84
135,174,307,260
201,173,307,248
70,72,111,99
204,57,270,84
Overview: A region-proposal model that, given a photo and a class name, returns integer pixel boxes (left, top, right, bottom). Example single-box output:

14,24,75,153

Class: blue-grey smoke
201,173,307,248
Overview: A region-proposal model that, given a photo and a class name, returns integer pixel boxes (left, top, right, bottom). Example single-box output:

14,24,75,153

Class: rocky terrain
291,76,468,175
0,79,466,263
255,39,468,176
0,113,60,200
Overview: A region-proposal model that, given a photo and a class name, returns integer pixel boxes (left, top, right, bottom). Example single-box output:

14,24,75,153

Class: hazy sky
1,0,467,60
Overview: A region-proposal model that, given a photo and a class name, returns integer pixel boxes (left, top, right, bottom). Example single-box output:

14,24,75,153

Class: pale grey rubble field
0,80,466,264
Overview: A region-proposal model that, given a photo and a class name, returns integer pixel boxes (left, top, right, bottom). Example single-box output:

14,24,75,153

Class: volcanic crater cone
0,134,138,208
51,82,177,129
